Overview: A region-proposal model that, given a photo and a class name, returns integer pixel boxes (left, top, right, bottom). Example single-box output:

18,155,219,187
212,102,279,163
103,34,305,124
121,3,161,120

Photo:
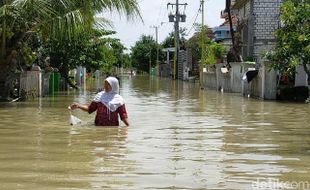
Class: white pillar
167,51,170,65
38,72,42,97
75,66,82,86
83,67,86,85
261,63,265,99
295,65,308,87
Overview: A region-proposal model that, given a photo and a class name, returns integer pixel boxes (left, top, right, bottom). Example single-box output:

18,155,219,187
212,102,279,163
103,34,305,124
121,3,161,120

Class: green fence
150,68,156,76
49,72,60,94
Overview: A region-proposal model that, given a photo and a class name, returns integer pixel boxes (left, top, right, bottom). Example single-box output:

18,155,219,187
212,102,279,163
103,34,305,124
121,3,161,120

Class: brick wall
235,1,251,20
253,0,281,60
233,0,281,62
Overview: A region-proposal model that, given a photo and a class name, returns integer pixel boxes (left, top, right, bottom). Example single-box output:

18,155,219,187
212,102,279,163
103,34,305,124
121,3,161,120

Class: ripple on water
0,76,310,189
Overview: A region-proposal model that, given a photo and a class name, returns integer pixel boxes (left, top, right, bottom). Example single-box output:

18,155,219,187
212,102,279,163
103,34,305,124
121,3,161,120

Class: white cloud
103,0,226,50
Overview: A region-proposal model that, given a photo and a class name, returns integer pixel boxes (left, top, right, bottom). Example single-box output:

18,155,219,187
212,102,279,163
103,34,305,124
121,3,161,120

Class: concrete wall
19,71,65,100
242,62,277,99
159,64,171,78
204,73,217,89
203,62,255,93
295,65,309,87
20,71,42,99
231,63,247,92
202,62,277,100
217,64,232,92
203,63,232,92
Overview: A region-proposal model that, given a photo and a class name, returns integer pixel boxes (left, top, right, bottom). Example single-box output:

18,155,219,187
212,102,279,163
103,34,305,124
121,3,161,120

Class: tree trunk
1,20,6,62
0,58,18,100
226,0,242,63
1,29,27,99
0,64,8,99
227,0,235,48
59,63,78,90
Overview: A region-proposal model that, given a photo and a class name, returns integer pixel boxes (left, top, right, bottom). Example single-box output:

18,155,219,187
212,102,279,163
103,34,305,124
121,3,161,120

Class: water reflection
68,126,137,189
0,76,309,189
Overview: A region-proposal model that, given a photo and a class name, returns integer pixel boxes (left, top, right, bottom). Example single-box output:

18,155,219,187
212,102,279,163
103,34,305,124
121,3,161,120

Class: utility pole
149,49,152,75
200,0,205,88
151,25,159,76
167,1,187,80
174,2,179,80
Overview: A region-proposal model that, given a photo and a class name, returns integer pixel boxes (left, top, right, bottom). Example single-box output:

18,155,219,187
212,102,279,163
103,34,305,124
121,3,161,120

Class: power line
186,4,202,36
156,0,167,26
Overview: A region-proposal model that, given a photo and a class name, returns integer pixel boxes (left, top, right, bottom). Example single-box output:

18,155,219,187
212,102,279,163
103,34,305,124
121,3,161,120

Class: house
213,25,232,44
212,8,238,49
230,0,281,61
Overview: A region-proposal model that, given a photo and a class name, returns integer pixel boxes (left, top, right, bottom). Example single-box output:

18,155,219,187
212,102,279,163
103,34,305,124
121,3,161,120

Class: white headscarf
93,77,124,112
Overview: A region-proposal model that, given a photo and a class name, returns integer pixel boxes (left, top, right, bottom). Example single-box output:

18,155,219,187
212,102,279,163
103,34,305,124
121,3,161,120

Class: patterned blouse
88,101,128,126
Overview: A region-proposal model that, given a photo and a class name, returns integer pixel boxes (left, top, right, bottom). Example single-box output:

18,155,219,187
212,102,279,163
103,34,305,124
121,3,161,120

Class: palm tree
0,0,141,98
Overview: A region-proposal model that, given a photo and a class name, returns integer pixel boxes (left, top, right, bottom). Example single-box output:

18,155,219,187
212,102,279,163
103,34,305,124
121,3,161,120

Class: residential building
231,0,281,61
213,26,231,43
212,8,238,48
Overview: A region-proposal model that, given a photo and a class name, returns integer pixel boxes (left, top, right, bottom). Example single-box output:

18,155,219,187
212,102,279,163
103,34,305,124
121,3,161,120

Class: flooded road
0,76,310,189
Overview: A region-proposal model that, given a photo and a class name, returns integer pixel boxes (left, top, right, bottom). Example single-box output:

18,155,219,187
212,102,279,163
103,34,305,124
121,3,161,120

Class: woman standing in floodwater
69,76,129,126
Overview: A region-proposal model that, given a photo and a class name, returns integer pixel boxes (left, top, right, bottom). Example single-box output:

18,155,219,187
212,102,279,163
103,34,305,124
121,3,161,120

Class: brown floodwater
0,76,309,190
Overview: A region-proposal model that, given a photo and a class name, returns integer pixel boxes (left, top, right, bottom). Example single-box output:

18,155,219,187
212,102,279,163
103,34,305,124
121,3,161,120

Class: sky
103,0,226,50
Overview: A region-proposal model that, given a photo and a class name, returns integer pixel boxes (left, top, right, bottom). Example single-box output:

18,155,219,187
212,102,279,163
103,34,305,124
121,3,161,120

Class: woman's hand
69,103,79,110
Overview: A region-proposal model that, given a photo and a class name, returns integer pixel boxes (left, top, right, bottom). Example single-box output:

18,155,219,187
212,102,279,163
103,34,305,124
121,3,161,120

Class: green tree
205,43,225,65
161,27,187,49
110,40,127,69
122,53,132,69
131,35,159,73
43,28,118,84
266,0,310,79
187,24,225,65
1,0,140,64
0,0,140,97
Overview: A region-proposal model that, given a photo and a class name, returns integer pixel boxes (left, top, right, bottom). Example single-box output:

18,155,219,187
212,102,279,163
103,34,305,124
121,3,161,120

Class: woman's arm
70,103,89,112
118,104,129,126
122,118,129,126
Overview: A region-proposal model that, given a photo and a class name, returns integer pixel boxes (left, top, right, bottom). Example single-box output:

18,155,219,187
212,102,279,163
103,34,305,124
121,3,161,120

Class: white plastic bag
69,113,82,125
68,106,82,125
